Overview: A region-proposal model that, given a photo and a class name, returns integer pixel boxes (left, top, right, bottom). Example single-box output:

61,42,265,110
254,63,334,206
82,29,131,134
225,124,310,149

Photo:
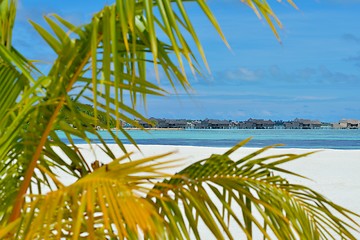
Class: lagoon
58,129,360,149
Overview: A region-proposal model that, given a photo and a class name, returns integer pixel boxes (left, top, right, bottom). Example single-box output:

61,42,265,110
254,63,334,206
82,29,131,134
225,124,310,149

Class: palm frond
150,141,359,239
2,142,357,239
0,0,17,49
2,1,357,240
5,152,177,239
241,0,298,41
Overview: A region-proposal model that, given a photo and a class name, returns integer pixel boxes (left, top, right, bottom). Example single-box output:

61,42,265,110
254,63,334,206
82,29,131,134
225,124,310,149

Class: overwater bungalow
207,119,231,129
285,119,321,129
192,119,231,129
333,119,360,129
150,118,188,129
238,119,275,129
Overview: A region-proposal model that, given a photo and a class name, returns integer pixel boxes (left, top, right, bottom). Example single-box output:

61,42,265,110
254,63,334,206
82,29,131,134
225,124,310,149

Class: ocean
59,129,360,150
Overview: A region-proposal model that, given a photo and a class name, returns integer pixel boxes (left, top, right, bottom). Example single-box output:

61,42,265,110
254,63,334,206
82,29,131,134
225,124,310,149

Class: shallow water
57,129,360,149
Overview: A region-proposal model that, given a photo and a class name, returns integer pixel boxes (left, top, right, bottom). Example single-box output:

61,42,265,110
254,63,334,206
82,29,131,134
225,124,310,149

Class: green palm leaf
1,0,358,239
1,142,358,239
150,141,359,239
9,153,176,239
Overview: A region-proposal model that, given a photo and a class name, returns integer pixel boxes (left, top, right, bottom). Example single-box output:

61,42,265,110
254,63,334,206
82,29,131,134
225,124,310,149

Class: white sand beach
58,144,360,238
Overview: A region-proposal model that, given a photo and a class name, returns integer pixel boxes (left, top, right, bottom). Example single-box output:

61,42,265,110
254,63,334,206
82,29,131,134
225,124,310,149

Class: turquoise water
59,129,360,149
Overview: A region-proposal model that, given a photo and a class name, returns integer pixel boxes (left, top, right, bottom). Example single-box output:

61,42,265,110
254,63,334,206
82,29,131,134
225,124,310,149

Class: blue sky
14,0,360,122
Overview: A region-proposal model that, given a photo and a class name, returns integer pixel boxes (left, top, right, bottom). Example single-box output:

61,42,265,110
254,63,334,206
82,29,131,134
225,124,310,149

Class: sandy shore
70,144,360,212
58,144,360,237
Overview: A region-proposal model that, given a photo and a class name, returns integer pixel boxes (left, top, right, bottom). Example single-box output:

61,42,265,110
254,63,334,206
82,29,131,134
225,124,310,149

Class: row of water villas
135,118,329,129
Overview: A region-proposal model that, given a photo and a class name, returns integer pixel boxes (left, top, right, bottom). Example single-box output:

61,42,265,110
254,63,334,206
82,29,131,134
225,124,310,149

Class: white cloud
218,65,360,85
260,110,272,117
327,0,360,3
294,96,336,101
221,67,263,82
342,34,360,44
